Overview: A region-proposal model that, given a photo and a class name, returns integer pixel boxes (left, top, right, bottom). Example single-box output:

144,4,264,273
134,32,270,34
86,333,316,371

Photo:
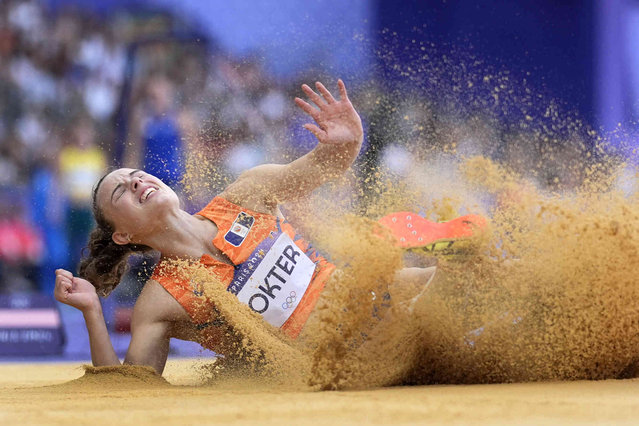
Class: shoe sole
378,212,487,252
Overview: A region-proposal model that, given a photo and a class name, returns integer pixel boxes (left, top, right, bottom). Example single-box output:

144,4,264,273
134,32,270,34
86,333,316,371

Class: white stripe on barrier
0,309,61,327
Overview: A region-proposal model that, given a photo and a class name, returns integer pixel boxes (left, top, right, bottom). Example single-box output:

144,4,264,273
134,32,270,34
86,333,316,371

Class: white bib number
234,233,316,327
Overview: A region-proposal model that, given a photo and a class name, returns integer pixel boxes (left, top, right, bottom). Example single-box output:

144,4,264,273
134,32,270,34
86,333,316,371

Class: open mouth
140,187,158,203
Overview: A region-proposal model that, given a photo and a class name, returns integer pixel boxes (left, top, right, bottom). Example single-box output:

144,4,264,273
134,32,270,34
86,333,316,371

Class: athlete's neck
136,209,217,260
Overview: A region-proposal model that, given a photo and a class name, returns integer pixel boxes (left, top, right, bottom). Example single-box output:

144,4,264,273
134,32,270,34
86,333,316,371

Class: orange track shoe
378,212,487,253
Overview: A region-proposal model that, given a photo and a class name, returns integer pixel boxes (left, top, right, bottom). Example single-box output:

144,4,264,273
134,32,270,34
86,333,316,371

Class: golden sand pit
1,361,638,425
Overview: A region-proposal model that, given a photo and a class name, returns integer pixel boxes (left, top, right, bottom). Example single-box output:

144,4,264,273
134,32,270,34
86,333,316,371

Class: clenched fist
54,269,100,313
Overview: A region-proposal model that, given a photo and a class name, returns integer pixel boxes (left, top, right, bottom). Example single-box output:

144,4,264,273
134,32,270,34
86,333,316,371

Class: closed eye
111,169,144,203
115,186,126,202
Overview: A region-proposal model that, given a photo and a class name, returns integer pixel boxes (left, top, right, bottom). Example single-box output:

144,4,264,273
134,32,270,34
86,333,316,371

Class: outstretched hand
294,79,363,146
54,269,100,313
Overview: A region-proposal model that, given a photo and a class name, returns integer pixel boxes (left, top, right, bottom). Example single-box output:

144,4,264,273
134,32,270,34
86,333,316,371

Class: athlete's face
96,168,180,244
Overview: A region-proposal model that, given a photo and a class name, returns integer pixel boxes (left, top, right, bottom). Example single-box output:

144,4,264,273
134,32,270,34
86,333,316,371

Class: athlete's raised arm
222,79,364,211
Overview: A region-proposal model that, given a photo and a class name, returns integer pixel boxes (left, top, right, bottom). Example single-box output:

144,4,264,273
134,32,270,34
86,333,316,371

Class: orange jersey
151,197,335,344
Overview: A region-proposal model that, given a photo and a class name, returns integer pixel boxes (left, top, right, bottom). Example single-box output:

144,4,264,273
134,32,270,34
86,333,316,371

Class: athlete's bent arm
55,269,120,367
223,79,364,209
55,270,177,374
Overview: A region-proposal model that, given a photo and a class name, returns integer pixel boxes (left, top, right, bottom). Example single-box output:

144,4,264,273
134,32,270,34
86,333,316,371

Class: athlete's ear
112,232,131,245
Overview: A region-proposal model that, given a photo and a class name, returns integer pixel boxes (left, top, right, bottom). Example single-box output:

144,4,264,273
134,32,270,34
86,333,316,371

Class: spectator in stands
30,139,68,294
0,189,43,293
58,116,106,270
137,74,185,189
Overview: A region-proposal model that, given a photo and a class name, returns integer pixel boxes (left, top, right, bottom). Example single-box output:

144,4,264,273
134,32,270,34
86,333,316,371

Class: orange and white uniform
151,197,335,342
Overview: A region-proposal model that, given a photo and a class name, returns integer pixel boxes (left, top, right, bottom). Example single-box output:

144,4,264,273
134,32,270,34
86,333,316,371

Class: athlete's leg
390,266,437,312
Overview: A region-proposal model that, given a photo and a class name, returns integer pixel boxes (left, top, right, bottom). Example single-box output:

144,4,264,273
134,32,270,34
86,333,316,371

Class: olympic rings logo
281,291,297,309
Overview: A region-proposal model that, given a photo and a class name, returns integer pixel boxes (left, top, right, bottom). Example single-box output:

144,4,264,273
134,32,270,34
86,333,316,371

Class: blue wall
375,0,594,124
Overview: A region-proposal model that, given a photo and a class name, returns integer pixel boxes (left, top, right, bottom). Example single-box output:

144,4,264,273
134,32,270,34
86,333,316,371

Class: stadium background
0,0,636,360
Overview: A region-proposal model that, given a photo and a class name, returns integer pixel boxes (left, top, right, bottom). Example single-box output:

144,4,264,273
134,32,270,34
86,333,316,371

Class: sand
1,360,638,425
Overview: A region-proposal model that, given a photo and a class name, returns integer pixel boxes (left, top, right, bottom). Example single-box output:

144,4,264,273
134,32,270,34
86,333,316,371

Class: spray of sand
142,146,637,391
178,132,639,389
73,148,639,390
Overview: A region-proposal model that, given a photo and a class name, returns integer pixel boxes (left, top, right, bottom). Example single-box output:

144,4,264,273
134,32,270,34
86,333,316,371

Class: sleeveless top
151,196,335,344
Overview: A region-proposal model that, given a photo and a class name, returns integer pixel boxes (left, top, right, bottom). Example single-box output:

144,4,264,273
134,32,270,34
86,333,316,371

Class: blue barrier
0,293,65,356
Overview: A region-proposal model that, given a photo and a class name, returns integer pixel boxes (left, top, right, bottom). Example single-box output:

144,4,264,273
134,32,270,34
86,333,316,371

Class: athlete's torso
151,196,335,344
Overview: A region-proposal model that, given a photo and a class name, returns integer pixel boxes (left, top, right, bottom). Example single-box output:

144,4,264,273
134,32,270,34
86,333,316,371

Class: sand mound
55,365,171,390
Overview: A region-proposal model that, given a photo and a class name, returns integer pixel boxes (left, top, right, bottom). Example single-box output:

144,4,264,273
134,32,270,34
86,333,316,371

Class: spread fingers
315,81,336,104
301,84,326,107
294,97,321,121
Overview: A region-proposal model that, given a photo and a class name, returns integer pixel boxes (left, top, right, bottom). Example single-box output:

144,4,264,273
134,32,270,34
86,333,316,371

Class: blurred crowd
0,0,120,294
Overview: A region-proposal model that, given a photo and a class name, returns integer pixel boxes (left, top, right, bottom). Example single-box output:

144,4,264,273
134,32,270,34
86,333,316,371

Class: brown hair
78,172,153,297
